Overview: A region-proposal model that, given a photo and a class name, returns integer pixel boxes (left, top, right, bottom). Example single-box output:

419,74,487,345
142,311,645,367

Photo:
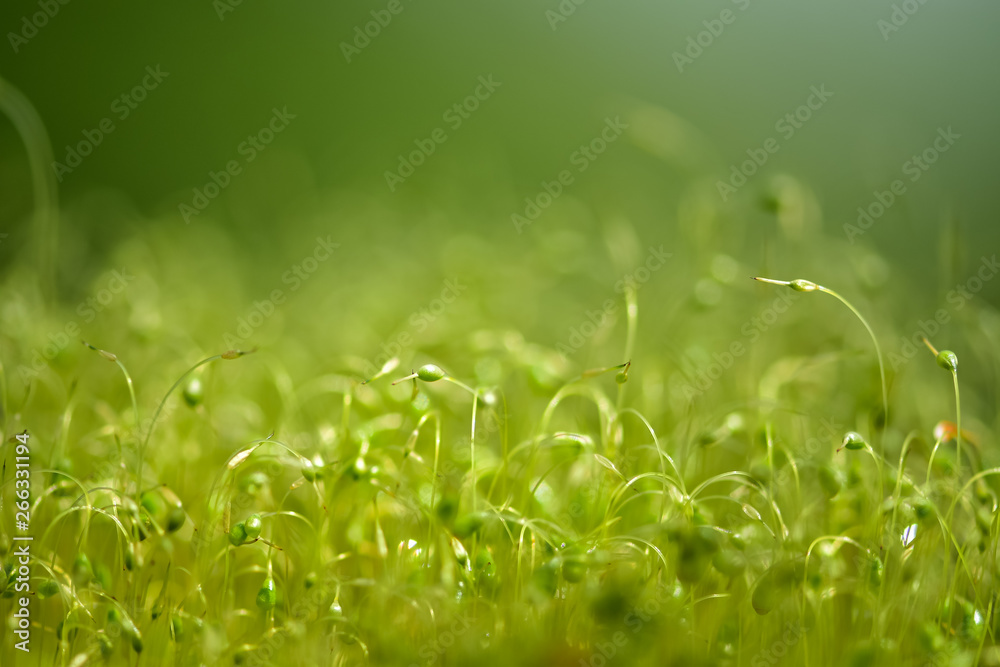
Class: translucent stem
0,76,58,301
817,286,889,448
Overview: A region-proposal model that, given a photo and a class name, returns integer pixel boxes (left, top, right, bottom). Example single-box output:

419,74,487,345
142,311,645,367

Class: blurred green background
3,1,999,265
1,0,999,378
3,5,1000,664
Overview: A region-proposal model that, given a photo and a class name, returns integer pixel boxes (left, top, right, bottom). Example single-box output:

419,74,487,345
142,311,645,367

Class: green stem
818,286,889,449
952,370,962,478
139,354,224,496
0,76,58,301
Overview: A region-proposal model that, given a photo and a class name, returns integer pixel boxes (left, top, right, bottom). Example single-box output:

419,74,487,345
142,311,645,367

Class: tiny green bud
124,547,139,571
302,457,324,482
38,579,60,599
454,513,485,539
417,364,445,382
256,577,277,610
790,279,819,292
166,505,186,532
936,350,958,372
244,514,263,540
349,456,368,481
140,490,166,524
183,376,204,407
615,370,628,384
841,431,867,451
229,522,249,546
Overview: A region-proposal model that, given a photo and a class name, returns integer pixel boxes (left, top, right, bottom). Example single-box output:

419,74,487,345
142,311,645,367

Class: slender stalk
617,284,638,413
0,76,59,301
817,285,889,440
141,351,252,495
753,277,888,452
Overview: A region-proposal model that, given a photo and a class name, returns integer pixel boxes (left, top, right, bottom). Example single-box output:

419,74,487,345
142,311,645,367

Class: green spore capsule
229,522,249,546
140,490,166,524
166,505,186,532
124,547,139,571
182,376,204,407
38,579,60,598
790,279,819,292
936,350,958,372
256,577,277,610
454,513,485,539
615,370,628,384
244,514,263,540
842,431,867,451
302,458,324,482
73,553,92,585
417,364,445,382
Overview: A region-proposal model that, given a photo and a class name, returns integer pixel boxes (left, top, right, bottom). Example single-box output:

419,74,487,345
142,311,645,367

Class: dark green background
1,0,998,303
